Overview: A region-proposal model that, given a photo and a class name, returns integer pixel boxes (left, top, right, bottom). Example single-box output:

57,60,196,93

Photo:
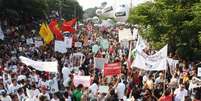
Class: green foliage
0,0,83,23
128,0,201,60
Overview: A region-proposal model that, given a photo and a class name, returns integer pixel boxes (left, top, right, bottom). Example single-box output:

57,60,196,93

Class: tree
0,0,83,24
128,0,201,60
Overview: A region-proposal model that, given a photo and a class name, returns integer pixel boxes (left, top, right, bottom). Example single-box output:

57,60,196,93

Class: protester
0,17,201,101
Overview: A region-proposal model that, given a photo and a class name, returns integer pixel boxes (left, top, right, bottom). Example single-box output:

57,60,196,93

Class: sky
77,0,151,10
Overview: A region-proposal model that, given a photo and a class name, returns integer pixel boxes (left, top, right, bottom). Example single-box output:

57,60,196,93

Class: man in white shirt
116,79,126,100
89,80,99,95
174,83,188,101
8,79,20,94
62,64,72,87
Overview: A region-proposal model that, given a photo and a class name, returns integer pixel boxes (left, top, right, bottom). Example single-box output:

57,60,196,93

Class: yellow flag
39,23,54,44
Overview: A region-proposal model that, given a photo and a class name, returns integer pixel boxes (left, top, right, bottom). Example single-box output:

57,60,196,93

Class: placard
198,67,201,77
94,58,108,69
35,41,43,47
74,42,82,47
104,62,121,76
54,40,67,53
26,38,34,45
98,86,109,93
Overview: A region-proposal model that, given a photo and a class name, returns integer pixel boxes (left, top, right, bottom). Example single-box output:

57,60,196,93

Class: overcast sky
77,0,152,10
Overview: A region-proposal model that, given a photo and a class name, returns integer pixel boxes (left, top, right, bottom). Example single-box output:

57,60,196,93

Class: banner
26,38,34,45
64,37,72,48
133,45,168,71
104,62,121,76
54,40,67,53
189,77,201,90
73,76,90,87
94,58,108,69
19,56,58,73
0,25,4,40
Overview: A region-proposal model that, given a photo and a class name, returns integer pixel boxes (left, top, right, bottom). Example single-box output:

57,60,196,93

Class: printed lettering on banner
198,67,201,77
104,62,121,76
73,76,90,87
133,45,168,71
94,58,108,69
54,40,67,53
19,56,58,73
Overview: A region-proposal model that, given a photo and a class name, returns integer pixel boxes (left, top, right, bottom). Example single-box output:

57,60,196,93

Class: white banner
133,45,168,71
64,37,72,48
0,25,4,40
73,76,90,87
19,56,58,73
54,40,67,53
189,77,201,90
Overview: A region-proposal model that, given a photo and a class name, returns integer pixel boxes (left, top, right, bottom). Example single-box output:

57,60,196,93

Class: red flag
104,62,121,76
61,20,76,33
65,18,77,26
49,19,64,40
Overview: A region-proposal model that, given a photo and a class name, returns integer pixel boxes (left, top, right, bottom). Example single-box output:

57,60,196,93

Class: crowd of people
0,18,201,101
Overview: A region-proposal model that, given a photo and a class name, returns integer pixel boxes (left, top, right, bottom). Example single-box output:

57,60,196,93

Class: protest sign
64,37,72,48
54,40,67,53
198,67,201,77
100,39,109,50
167,58,179,75
92,44,100,54
73,76,91,87
0,25,4,40
98,86,109,93
26,38,34,45
104,62,121,76
74,42,82,47
189,77,201,90
133,45,168,71
94,58,108,69
35,41,43,47
19,56,58,73
70,52,86,67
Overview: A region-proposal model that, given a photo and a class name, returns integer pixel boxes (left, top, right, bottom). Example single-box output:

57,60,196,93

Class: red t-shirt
159,95,173,101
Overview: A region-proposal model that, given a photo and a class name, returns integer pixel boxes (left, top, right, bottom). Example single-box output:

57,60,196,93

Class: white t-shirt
89,83,98,95
174,88,188,101
116,82,126,100
62,67,72,80
8,84,20,94
0,95,12,101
